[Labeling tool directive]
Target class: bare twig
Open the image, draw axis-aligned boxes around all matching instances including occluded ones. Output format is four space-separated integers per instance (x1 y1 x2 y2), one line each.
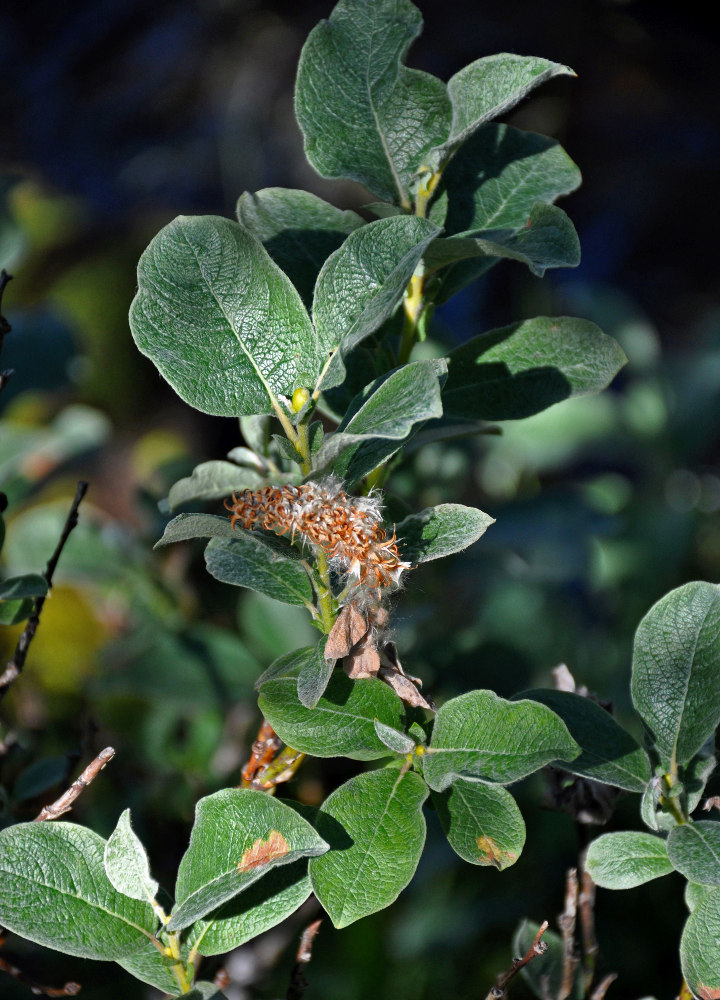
0 930 81 996
0 481 89 703
34 747 115 822
557 868 579 1000
484 920 549 999
578 851 599 993
589 972 617 1000
286 919 322 1000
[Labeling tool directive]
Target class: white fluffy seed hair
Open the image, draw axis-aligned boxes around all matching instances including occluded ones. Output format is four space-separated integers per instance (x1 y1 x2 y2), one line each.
224 477 409 601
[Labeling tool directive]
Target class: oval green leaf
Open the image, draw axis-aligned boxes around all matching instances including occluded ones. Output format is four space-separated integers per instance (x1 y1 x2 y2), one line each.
422 689 579 791
432 779 525 869
668 822 720 886
0 822 157 960
631 581 720 768
129 215 321 417
258 672 407 760
585 831 673 889
681 890 720 998
309 769 428 927
168 789 327 932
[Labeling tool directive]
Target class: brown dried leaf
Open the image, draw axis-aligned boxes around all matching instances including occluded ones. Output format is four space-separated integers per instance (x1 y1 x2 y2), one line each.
238 830 289 872
475 835 517 870
698 987 720 1000
345 636 381 678
325 604 367 659
378 664 434 710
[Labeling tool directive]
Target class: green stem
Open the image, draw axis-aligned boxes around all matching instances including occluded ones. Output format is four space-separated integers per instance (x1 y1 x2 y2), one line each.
167 932 192 993
397 272 424 366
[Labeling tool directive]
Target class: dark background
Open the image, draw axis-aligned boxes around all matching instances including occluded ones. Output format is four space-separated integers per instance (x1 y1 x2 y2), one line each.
1 2 720 998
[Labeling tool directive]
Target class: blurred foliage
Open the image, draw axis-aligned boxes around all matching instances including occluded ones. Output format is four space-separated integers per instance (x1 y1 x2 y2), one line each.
1 1 720 997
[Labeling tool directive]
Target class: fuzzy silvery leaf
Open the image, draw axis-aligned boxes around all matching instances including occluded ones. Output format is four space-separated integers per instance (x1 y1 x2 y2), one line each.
0 822 157 960
295 0 451 204
168 789 327 932
519 689 651 792
104 809 159 903
422 690 578 791
631 582 720 768
427 54 575 172
237 188 364 307
680 890 720 998
309 769 428 927
585 831 673 889
167 462 265 512
259 673 407 761
313 216 440 392
443 316 627 421
432 779 525 869
395 503 494 565
130 216 325 417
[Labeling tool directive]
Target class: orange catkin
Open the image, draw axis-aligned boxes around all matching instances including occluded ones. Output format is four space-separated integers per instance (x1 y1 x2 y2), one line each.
224 479 409 599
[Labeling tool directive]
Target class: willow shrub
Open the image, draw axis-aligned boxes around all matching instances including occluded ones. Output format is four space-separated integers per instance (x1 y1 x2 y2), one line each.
2 2 718 997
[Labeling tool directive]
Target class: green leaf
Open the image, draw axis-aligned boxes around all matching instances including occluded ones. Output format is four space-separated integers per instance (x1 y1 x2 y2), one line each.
236 187 364 307
0 573 47 601
313 216 441 391
155 513 236 547
0 597 34 625
104 809 159 903
428 54 575 170
297 639 336 709
313 360 445 481
513 919 568 1000
205 534 313 607
443 316 627 421
258 672 407 760
0 822 157 959
424 203 580 278
186 861 312 958
167 462 265 512
255 645 317 688
422 690 579 791
395 503 494 565
432 779 525 869
668 822 720 886
519 689 651 792
640 777 678 834
685 881 718 912
295 0 451 204
374 719 416 755
117 939 182 994
681 891 720 998
429 123 581 235
167 788 327 932
585 831 673 889
632 582 720 769
309 769 428 927
129 215 321 417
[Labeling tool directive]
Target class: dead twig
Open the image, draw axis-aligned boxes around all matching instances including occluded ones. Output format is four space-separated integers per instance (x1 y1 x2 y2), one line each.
589 972 617 1000
241 719 282 787
557 868 579 1000
34 747 115 822
0 930 81 996
578 850 599 993
286 919 322 1000
484 920 549 999
0 481 89 703
702 796 720 813
240 719 305 792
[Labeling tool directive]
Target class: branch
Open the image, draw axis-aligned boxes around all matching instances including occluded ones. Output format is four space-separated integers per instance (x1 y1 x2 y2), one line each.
484 920 549 999
578 851 598 993
0 931 81 996
0 481 89 703
589 972 617 1000
34 747 115 821
286 919 322 1000
557 868 580 1000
